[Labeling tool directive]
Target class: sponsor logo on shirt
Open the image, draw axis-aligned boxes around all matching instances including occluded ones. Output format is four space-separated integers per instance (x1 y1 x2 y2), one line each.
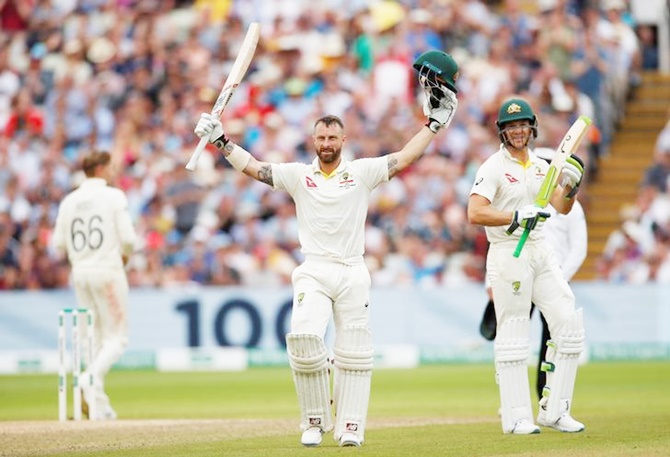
345 422 359 432
504 173 519 183
306 177 318 188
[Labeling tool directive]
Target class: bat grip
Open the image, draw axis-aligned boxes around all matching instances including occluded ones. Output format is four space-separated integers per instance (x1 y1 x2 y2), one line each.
185 137 208 171
513 228 530 258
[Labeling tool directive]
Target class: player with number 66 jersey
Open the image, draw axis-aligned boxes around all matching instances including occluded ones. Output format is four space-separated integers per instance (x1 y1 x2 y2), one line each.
52 150 136 420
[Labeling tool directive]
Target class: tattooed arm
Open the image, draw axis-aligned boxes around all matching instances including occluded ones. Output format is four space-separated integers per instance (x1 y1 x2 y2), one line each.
386 127 437 179
221 142 274 187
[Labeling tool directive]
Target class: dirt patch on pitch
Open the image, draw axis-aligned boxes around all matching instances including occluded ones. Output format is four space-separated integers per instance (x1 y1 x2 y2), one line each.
0 419 290 456
0 417 494 456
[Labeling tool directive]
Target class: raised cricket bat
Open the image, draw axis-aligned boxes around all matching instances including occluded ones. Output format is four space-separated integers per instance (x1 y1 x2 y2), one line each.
513 115 592 258
185 22 260 171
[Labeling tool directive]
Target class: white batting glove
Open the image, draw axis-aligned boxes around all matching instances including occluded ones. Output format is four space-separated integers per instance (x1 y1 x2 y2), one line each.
506 204 551 235
560 154 585 198
194 113 226 144
423 89 458 133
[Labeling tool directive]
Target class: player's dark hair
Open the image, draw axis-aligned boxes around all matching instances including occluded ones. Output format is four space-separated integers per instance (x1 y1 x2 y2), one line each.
314 115 344 130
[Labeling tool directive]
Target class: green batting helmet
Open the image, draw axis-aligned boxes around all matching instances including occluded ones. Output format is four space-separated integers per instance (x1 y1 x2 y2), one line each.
496 98 538 139
413 50 459 93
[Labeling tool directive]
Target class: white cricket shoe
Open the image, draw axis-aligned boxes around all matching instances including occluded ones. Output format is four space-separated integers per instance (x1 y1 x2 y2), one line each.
339 432 362 447
537 410 585 433
510 419 541 435
301 427 324 447
98 405 117 421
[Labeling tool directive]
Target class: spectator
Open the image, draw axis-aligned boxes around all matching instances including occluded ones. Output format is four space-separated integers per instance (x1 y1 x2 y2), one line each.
0 0 646 289
642 108 670 192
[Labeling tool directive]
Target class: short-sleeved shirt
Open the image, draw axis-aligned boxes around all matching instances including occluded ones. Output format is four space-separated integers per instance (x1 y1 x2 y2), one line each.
53 178 136 271
470 145 550 246
272 157 388 263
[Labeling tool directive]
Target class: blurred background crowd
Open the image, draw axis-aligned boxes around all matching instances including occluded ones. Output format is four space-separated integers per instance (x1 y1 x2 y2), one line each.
0 0 667 289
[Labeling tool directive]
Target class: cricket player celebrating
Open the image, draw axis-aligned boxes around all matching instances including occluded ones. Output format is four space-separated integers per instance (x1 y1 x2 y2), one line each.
53 151 136 420
468 99 586 434
195 50 459 447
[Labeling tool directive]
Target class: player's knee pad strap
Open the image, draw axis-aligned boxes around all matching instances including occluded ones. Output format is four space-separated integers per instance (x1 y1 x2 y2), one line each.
542 309 585 422
333 325 374 370
494 317 530 363
556 308 585 356
286 333 333 431
333 326 373 441
286 333 329 373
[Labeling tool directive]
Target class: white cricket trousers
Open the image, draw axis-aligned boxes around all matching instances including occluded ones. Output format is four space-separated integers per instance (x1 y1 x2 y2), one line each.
72 267 129 395
290 257 371 338
486 242 576 337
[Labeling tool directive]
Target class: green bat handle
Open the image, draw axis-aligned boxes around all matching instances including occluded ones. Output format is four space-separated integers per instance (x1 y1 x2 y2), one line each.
514 228 530 258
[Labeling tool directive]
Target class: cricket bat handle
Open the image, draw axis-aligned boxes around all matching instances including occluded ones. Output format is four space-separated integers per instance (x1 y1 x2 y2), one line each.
514 228 530 258
185 137 208 171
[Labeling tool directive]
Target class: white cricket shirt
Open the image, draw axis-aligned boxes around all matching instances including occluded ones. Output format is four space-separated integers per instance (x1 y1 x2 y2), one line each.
53 178 136 271
543 201 587 281
272 157 388 264
470 145 550 246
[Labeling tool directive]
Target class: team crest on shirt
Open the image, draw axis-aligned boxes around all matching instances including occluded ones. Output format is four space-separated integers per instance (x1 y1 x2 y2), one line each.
297 292 305 304
512 281 521 295
534 166 546 179
339 172 356 189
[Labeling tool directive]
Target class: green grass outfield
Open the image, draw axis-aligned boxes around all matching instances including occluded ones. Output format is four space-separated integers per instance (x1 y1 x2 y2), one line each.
1 362 669 456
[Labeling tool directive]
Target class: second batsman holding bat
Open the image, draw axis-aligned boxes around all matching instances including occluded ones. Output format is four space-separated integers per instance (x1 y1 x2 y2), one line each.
467 98 587 434
194 50 459 447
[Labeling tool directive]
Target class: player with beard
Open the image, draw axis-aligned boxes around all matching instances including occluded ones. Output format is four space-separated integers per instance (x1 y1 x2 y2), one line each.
193 49 459 448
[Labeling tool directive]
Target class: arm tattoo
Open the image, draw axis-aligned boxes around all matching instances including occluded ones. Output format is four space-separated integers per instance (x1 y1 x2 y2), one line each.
387 156 399 179
258 165 274 186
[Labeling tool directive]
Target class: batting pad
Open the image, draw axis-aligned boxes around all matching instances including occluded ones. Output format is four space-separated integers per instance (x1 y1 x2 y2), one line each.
543 308 584 422
494 317 533 433
333 326 374 442
286 333 333 432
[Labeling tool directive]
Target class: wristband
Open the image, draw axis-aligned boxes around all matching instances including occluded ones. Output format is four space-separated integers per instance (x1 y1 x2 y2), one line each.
213 134 229 150
223 143 252 171
565 183 580 199
425 119 441 133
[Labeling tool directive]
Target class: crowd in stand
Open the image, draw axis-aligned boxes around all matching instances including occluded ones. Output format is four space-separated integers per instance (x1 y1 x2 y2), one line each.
597 106 670 282
0 0 663 289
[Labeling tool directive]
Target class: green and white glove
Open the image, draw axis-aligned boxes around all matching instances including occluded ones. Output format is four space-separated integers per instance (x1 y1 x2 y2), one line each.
506 204 551 235
561 154 584 198
423 89 458 133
